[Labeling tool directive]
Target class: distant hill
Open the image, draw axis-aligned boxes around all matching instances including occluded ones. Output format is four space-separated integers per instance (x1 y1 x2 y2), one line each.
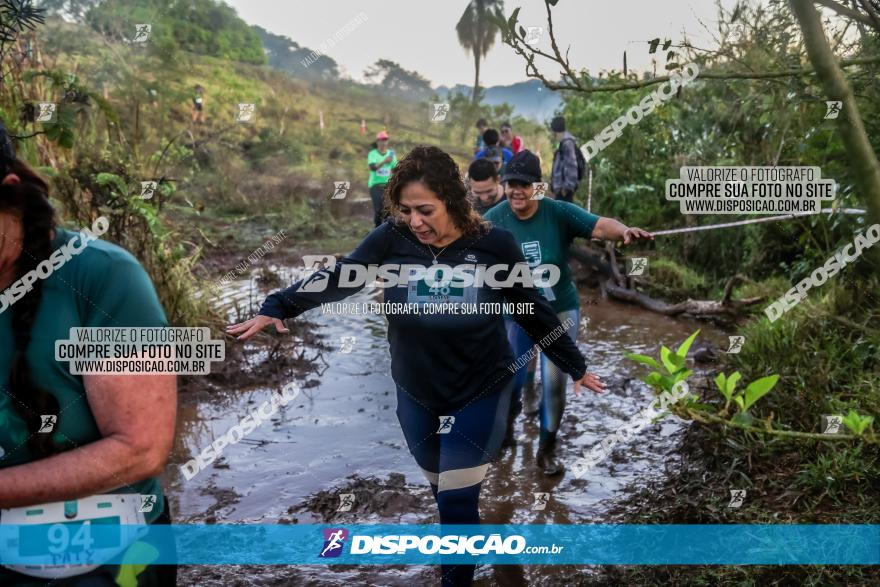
435 79 562 123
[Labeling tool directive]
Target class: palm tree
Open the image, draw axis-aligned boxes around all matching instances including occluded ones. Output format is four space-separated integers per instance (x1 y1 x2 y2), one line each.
456 0 504 103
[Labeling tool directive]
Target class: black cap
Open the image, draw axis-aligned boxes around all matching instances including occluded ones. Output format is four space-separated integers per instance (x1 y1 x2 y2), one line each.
550 116 566 132
0 120 16 177
501 150 541 184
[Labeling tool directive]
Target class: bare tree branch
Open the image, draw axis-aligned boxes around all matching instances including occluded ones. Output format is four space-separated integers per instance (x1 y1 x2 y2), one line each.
814 0 879 29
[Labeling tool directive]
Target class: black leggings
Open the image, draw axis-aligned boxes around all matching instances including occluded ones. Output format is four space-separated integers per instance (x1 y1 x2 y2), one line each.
370 183 389 227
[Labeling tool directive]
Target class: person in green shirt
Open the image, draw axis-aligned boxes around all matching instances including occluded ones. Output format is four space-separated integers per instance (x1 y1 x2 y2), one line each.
484 150 654 476
0 129 177 584
367 130 398 227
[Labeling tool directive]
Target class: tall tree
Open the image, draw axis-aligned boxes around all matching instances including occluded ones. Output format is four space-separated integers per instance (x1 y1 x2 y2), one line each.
456 0 504 103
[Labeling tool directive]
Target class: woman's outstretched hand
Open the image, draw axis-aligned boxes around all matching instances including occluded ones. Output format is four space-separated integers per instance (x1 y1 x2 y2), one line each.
573 372 605 396
622 227 654 245
226 315 289 341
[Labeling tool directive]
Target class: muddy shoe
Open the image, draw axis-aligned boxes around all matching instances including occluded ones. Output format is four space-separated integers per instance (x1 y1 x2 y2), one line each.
535 441 564 476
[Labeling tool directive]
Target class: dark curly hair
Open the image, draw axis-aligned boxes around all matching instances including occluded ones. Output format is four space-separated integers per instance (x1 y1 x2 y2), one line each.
383 145 488 238
0 159 60 458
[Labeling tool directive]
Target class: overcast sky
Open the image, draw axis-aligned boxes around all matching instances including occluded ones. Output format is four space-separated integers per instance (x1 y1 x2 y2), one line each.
226 0 741 88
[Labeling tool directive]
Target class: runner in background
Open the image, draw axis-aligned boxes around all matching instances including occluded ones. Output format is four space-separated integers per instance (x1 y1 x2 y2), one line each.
500 122 524 155
192 84 205 124
466 158 505 216
485 150 654 476
0 123 178 585
367 130 398 227
550 116 585 203
472 118 489 155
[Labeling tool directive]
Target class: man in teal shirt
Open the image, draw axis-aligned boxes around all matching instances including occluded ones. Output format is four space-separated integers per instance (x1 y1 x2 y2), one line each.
485 150 654 475
367 130 398 227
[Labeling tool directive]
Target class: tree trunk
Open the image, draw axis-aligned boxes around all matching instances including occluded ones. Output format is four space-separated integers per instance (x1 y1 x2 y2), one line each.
472 49 481 104
789 0 880 228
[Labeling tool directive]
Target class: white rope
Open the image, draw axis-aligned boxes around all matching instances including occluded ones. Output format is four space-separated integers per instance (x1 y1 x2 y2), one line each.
650 208 867 236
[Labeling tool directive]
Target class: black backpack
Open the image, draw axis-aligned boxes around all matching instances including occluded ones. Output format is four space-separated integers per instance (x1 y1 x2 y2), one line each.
559 137 587 181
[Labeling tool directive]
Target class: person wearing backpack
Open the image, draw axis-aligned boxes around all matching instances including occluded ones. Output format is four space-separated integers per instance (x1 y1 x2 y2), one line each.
549 116 586 203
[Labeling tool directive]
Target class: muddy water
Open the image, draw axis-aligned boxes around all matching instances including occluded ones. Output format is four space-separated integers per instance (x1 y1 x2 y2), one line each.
168 264 725 586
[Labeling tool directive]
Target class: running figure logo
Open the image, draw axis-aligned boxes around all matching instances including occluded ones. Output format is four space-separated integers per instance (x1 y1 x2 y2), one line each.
531 182 548 200
727 489 746 508
140 181 158 200
236 103 256 123
133 24 151 43
531 492 550 510
337 493 355 512
331 181 350 200
524 26 543 45
821 415 842 434
38 415 56 434
627 257 648 276
437 416 455 434
339 337 356 354
726 336 745 354
824 101 842 119
35 102 57 123
319 528 349 558
298 255 337 293
138 494 157 513
431 103 450 123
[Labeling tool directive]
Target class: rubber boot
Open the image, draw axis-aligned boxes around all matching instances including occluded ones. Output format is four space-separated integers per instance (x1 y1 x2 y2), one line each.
535 437 564 476
501 397 522 448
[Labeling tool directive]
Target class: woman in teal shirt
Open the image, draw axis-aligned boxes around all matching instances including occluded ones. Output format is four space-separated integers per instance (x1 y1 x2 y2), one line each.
485 150 654 475
0 127 177 585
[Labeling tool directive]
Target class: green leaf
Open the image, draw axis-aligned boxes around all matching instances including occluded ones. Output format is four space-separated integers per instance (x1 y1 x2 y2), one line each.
675 330 700 360
507 7 521 33
648 38 660 54
672 369 692 385
730 412 754 427
726 372 742 397
741 375 780 411
714 373 728 399
659 346 677 374
662 39 672 50
733 395 745 411
644 372 664 388
625 353 662 370
842 410 874 435
518 25 526 40
665 62 681 70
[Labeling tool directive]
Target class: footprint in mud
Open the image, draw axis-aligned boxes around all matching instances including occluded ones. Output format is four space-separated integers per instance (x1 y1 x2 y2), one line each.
289 473 437 524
